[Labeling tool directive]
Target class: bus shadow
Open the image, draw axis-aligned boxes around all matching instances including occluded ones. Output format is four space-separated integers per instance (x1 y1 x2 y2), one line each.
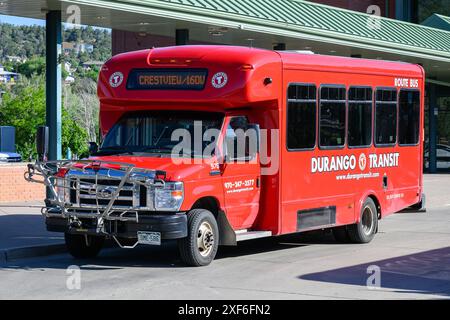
299 246 450 298
1 230 332 270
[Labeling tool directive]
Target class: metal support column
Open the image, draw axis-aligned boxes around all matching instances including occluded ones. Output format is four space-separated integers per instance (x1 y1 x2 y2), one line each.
176 29 189 46
428 84 438 173
46 11 62 161
45 11 62 201
396 0 406 21
273 43 286 51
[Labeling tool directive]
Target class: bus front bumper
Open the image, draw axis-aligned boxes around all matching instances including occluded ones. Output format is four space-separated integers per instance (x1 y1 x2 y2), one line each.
46 213 188 240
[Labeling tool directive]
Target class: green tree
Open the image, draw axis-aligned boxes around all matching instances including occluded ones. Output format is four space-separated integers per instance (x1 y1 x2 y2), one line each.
17 56 46 77
64 77 99 143
0 75 88 160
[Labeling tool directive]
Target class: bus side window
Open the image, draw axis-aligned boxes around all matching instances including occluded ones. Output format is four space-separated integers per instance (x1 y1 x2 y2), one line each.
319 86 346 148
399 90 421 146
225 116 253 161
348 87 373 148
287 84 317 150
375 88 397 146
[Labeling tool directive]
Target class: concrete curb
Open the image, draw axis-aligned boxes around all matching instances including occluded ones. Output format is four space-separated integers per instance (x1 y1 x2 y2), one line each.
0 243 66 264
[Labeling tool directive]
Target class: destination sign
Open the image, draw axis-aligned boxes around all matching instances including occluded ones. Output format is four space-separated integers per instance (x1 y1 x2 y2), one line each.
127 69 208 90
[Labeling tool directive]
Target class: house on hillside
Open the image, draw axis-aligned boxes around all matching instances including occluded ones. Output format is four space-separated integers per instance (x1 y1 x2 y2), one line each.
0 65 19 85
63 42 75 55
6 56 26 64
63 42 94 55
64 75 75 84
82 61 104 71
77 43 94 54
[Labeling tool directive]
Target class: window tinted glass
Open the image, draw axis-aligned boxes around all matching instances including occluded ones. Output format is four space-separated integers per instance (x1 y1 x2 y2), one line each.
348 87 372 147
226 116 253 161
320 86 346 147
375 89 397 145
101 111 223 157
287 84 317 150
399 90 420 145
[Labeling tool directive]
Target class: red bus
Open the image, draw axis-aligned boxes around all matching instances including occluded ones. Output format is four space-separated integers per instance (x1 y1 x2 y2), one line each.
27 45 425 266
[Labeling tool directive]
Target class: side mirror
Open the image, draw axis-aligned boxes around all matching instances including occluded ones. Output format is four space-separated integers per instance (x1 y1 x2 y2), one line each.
36 126 49 161
89 142 98 155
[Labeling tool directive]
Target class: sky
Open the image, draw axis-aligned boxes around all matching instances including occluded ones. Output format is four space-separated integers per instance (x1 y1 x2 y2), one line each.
0 14 110 31
0 14 45 26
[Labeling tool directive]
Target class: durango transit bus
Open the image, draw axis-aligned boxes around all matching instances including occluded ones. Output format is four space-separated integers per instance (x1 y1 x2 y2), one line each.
26 45 425 266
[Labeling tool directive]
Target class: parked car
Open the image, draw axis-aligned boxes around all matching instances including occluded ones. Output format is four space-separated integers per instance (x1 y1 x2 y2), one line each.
0 152 22 163
424 144 450 169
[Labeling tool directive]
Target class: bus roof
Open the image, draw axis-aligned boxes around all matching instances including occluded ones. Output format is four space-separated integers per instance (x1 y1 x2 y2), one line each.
98 45 424 135
98 45 424 115
106 45 423 78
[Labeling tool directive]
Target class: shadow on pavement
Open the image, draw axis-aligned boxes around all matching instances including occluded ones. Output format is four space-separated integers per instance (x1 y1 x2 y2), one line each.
299 246 450 298
0 214 63 250
1 230 335 270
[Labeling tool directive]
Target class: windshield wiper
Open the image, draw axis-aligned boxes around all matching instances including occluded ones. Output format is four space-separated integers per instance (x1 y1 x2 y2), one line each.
94 146 135 156
137 147 197 158
137 147 173 154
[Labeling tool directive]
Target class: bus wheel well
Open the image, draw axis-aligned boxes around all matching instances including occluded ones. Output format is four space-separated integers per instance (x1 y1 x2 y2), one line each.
368 195 382 219
191 197 236 246
191 197 220 217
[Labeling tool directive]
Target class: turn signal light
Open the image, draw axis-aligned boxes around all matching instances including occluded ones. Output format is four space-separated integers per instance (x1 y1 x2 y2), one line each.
171 190 183 199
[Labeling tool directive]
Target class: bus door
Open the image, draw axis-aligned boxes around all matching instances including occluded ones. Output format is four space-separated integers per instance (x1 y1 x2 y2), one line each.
221 116 261 230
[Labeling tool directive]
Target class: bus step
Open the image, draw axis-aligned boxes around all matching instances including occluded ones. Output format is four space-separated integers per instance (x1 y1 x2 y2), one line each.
235 230 272 242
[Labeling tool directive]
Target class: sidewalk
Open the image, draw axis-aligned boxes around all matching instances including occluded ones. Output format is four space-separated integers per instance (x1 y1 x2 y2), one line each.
0 201 65 262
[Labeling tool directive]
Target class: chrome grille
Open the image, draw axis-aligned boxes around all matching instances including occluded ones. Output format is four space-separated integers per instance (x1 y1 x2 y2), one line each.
67 176 146 210
25 159 163 221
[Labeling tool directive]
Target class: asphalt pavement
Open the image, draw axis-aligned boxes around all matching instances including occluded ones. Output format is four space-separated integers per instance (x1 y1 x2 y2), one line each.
0 175 449 299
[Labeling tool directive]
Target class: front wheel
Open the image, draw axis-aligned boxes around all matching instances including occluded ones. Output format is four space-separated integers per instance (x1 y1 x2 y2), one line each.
178 209 219 267
65 233 105 259
347 198 378 244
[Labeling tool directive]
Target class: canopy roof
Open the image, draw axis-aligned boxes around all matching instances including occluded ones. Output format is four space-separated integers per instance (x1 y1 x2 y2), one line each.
1 0 450 82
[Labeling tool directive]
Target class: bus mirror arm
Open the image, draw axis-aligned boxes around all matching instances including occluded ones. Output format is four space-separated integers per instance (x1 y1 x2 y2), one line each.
247 123 261 154
89 142 99 155
216 144 228 173
36 126 49 162
219 161 227 174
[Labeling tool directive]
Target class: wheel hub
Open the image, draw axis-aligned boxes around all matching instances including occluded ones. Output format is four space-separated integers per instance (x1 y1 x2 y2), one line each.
362 207 374 235
197 221 215 257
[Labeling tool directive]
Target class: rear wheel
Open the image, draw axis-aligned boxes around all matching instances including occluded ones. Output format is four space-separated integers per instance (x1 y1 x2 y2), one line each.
178 209 219 267
410 194 426 212
65 233 105 259
348 198 378 243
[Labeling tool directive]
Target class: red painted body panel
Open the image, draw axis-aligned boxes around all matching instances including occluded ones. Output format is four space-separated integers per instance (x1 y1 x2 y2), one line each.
96 45 424 235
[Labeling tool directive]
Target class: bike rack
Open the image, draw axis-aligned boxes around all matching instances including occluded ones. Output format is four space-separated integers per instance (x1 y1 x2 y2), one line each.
25 160 166 228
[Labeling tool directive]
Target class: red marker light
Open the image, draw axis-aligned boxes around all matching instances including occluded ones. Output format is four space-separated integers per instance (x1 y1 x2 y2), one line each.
240 64 254 70
56 168 69 178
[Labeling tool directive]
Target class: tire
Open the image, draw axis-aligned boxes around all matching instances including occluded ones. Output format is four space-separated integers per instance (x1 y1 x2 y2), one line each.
65 233 105 259
178 209 219 267
410 194 426 212
347 198 378 244
332 226 351 243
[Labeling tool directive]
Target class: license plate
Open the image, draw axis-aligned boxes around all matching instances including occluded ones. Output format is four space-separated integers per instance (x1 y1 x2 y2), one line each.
137 231 161 245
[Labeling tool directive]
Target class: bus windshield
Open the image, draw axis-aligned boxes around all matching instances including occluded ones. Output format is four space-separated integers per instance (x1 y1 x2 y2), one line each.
99 111 224 157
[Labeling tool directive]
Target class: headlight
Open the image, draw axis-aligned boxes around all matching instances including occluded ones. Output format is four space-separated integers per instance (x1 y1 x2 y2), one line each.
154 182 184 211
55 169 70 203
56 178 66 203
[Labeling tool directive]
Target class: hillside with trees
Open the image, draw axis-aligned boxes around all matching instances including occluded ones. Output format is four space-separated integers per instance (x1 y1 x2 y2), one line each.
0 24 111 160
0 24 110 63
